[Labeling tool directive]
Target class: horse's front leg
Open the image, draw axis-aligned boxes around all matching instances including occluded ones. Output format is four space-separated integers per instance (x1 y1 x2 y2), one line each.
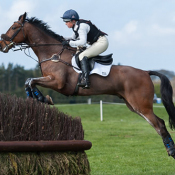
25 76 54 105
25 82 33 98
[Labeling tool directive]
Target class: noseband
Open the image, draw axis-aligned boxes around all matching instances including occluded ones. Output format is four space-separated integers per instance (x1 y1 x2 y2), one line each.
1 21 25 52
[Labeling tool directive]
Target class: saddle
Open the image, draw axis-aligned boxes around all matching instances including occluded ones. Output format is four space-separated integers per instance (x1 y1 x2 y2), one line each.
75 53 113 71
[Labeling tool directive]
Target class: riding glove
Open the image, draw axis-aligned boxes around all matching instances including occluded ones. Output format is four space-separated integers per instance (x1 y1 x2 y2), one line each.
62 40 70 46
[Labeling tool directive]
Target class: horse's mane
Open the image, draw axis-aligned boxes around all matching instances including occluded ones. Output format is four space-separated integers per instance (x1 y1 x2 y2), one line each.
25 17 64 42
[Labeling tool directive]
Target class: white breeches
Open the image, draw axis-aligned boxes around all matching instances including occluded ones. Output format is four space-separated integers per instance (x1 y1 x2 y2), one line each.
78 36 109 61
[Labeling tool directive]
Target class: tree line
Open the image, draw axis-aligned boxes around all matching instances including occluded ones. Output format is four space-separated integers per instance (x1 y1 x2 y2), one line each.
0 63 124 104
0 63 40 99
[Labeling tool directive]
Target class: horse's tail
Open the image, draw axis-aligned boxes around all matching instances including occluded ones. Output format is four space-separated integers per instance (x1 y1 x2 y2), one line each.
149 71 175 130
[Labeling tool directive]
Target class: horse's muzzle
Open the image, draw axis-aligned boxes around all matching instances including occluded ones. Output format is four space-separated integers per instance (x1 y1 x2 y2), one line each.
0 41 2 52
0 40 13 53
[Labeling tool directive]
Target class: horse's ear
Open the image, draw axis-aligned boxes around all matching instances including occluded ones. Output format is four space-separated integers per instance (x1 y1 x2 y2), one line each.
18 12 27 22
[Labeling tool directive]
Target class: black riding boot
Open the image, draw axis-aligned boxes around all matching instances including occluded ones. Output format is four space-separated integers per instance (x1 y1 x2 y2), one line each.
77 57 90 89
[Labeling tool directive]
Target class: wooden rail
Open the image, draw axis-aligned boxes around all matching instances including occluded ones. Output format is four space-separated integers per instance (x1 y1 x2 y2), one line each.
0 140 92 152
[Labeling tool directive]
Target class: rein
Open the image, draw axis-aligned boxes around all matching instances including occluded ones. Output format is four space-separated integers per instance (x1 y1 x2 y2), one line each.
1 20 80 72
14 43 63 50
14 42 79 68
39 47 81 71
14 43 81 71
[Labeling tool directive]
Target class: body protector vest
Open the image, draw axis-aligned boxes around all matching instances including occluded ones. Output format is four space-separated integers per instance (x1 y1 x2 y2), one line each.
72 19 107 45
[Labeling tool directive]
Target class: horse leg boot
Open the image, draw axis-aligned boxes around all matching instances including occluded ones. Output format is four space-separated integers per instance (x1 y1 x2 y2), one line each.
25 86 33 98
77 56 90 89
32 87 54 105
25 79 33 98
163 134 175 158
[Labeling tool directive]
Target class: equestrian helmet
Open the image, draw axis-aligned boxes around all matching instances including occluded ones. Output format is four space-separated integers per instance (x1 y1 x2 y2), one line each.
61 9 79 22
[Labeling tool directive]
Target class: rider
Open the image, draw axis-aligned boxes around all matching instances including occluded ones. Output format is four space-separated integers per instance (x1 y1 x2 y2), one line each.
61 9 109 89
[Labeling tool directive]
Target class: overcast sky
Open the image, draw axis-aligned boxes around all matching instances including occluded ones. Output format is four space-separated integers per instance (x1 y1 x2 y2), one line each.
0 0 175 72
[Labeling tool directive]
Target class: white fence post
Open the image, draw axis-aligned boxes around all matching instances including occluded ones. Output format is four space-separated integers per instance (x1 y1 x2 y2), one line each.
100 100 103 121
87 98 91 104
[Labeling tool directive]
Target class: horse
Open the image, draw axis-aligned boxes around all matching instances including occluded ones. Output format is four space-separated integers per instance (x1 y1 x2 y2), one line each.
0 12 175 159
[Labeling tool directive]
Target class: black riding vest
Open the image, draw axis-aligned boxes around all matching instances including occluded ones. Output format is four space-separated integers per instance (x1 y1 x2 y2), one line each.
72 19 107 45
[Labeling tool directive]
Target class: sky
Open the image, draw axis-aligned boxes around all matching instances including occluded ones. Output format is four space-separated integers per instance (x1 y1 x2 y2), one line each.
0 0 175 72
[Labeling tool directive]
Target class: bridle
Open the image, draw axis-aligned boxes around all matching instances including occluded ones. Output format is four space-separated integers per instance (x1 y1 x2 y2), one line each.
1 20 80 72
1 20 63 53
1 21 25 52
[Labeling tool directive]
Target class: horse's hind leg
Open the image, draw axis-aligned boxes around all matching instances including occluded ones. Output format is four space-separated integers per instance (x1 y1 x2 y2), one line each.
142 112 175 158
139 112 175 158
125 100 175 158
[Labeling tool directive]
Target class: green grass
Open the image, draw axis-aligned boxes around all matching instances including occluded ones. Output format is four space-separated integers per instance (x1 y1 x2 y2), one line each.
56 103 175 175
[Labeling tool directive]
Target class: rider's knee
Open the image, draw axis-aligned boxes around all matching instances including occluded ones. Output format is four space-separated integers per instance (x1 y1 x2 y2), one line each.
79 52 86 61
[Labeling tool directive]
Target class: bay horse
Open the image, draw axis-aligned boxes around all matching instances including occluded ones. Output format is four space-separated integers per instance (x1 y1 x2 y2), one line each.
0 12 175 159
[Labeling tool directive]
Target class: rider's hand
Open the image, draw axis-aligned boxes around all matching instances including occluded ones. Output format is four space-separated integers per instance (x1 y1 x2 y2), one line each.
62 40 70 47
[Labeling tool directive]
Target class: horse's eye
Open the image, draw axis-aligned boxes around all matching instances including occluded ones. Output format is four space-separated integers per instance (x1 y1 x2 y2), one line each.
12 26 16 30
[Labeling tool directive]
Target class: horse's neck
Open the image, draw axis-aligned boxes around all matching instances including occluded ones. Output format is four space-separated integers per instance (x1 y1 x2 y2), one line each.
26 25 63 62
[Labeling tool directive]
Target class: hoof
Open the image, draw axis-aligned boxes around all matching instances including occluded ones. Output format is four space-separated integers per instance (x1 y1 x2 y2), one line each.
168 148 175 159
170 152 175 159
45 95 54 105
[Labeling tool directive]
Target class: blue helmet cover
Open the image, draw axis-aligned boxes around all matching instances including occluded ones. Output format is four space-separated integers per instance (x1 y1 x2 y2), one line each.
61 9 79 21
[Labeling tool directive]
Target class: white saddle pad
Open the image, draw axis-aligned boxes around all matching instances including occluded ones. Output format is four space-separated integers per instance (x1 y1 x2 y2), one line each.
71 56 112 77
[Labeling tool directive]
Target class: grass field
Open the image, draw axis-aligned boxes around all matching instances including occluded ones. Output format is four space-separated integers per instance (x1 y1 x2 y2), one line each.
56 103 175 175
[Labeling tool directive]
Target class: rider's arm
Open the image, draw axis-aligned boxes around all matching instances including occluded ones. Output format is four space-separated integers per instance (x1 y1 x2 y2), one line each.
64 33 76 40
69 23 90 47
